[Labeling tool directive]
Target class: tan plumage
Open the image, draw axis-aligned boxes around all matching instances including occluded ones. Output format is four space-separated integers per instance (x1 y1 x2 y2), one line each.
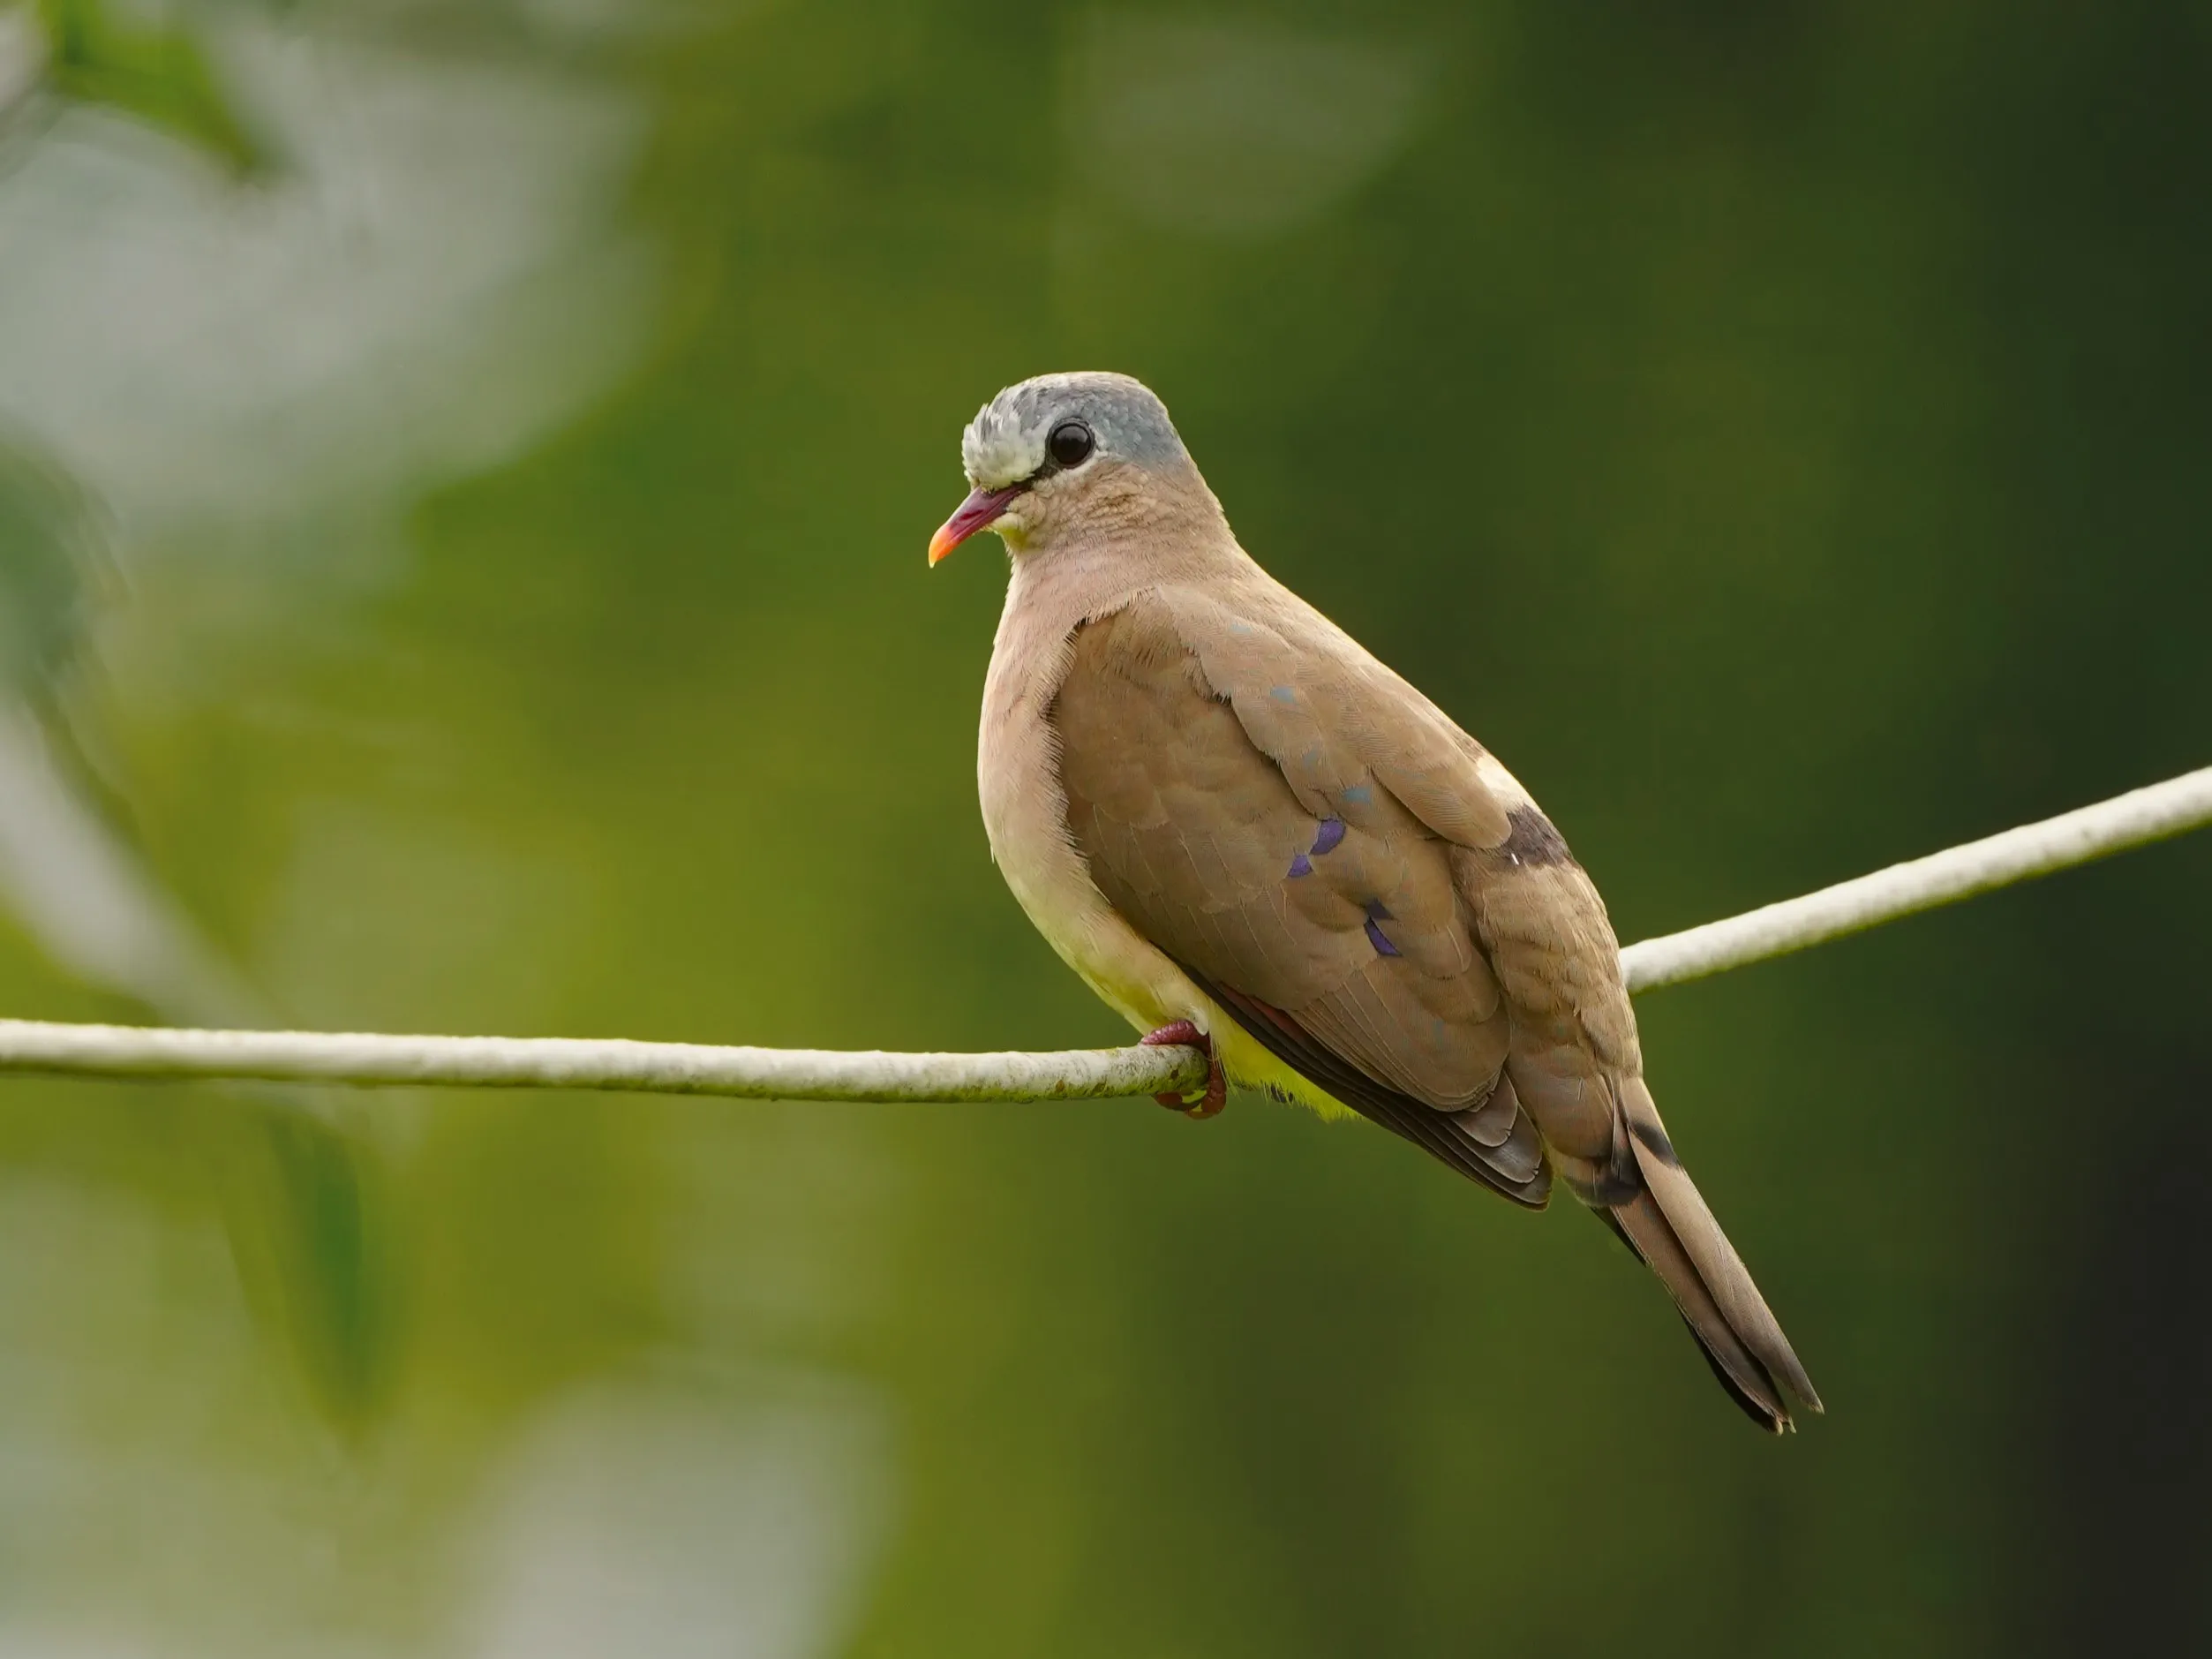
936 372 1819 1431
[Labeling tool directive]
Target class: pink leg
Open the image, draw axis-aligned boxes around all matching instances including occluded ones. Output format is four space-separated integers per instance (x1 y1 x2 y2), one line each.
1140 1022 1227 1119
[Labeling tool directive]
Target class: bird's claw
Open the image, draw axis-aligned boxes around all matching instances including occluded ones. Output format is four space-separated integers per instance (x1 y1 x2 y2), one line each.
1140 1021 1226 1119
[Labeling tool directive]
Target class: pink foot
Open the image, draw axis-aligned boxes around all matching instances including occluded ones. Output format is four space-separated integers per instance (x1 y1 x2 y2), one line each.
1140 1022 1227 1119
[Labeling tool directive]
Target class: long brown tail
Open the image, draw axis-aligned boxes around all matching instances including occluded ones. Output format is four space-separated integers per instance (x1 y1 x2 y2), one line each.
1603 1077 1821 1433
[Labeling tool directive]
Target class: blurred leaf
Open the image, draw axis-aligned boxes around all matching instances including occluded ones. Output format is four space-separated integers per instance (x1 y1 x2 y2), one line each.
0 438 101 700
0 439 387 1429
214 1098 393 1431
34 0 271 174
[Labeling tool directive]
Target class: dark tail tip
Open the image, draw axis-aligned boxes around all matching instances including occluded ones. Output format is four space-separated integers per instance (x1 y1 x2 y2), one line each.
1680 1313 1790 1433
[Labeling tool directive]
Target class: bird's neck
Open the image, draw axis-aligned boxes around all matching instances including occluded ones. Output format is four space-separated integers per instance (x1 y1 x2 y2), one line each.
988 471 1255 732
1003 527 1238 637
1005 485 1245 622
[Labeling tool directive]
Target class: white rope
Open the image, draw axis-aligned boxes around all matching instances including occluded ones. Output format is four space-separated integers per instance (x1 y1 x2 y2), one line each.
1618 764 2212 992
0 1024 1211 1102
1 764 2205 1104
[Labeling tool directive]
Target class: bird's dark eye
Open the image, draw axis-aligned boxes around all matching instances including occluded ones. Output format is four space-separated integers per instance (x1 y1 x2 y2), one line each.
1047 419 1095 469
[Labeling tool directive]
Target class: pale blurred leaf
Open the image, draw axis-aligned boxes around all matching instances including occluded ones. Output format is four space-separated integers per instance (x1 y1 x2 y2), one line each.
34 0 271 172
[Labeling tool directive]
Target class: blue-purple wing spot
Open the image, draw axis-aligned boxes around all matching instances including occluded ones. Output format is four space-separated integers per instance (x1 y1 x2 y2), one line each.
1364 917 1401 957
1286 853 1313 879
1310 818 1346 856
1342 784 1373 806
1363 898 1394 922
1269 685 1298 705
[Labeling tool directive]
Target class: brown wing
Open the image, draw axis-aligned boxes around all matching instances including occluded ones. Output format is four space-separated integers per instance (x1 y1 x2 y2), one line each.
1052 585 1818 1428
1152 583 1657 1200
1050 594 1547 1207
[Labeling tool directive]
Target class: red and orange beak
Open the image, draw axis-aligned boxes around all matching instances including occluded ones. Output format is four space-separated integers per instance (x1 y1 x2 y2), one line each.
928 483 1027 565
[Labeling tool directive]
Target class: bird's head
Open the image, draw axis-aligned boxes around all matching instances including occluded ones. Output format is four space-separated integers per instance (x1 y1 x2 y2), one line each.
927 372 1211 564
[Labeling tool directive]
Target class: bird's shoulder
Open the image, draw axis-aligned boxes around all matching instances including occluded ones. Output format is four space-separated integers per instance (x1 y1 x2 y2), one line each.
1072 576 1531 856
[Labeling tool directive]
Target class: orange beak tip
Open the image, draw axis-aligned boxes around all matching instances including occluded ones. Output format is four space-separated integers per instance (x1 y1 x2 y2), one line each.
925 483 1025 569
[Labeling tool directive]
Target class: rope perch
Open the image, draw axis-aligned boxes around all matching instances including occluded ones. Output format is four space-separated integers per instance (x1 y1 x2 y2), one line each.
1 765 2206 1104
1617 764 2212 991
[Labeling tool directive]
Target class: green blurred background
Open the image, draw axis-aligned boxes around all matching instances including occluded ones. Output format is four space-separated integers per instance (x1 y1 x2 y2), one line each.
0 1 2208 1653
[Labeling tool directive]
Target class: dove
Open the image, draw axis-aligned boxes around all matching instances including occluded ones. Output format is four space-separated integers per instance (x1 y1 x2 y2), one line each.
929 371 1819 1431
